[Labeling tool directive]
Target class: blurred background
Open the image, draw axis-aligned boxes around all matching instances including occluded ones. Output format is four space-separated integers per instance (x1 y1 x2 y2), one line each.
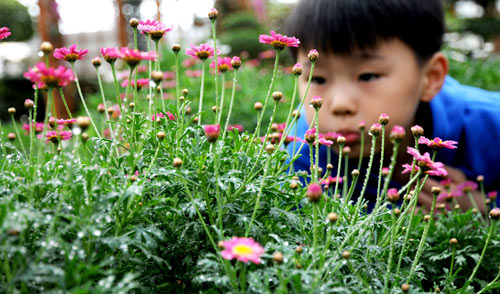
1 0 500 128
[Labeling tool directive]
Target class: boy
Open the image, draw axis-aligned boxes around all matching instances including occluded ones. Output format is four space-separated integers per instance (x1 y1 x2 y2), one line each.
285 0 500 210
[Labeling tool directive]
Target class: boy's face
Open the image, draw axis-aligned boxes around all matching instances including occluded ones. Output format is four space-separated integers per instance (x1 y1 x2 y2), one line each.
298 39 429 158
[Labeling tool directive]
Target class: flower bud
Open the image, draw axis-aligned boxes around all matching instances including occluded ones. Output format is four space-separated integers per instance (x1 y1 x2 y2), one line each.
490 208 500 220
431 186 441 196
151 71 164 83
352 169 360 177
179 96 185 102
390 125 405 142
171 44 181 53
326 163 333 170
290 181 298 190
292 63 302 75
173 158 183 168
488 191 497 200
97 103 105 113
342 250 350 260
92 57 101 67
411 125 424 138
358 120 366 130
327 212 338 223
211 105 217 112
217 241 225 249
272 251 284 264
208 8 218 21
308 49 319 62
129 18 139 28
40 41 54 54
48 116 56 129
424 215 431 222
449 238 458 245
369 123 382 136
272 91 283 102
295 246 303 254
265 144 275 154
307 183 322 203
343 146 351 156
77 117 91 130
182 88 189 96
81 133 89 143
477 175 484 183
292 109 301 118
381 167 389 177
24 99 34 109
231 56 241 69
107 107 114 115
401 283 410 293
454 204 460 210
387 188 400 203
337 136 346 145
7 132 16 141
254 102 263 111
378 113 389 125
185 106 192 115
7 107 16 115
394 208 401 216
157 131 166 140
130 175 138 182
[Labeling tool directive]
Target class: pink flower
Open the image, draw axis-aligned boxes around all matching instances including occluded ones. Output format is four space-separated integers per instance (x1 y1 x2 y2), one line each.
56 118 77 126
22 122 45 134
210 56 233 73
137 19 173 40
402 163 420 174
119 47 157 67
456 181 478 193
182 58 199 68
204 124 221 142
220 237 264 264
44 130 72 143
307 183 323 202
231 56 242 68
318 137 333 146
227 124 244 132
53 44 88 62
321 176 342 186
0 27 11 40
304 128 316 143
152 112 175 121
25 62 74 88
259 31 300 50
418 136 458 150
320 132 339 141
440 178 452 188
100 47 121 63
185 43 218 60
437 192 455 202
488 191 497 200
390 125 405 141
121 78 150 90
406 147 448 177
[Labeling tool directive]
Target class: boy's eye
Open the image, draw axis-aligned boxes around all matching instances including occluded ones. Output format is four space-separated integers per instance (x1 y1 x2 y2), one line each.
311 76 326 85
358 73 380 82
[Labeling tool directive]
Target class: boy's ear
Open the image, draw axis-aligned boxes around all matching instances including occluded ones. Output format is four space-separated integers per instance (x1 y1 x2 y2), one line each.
421 52 448 102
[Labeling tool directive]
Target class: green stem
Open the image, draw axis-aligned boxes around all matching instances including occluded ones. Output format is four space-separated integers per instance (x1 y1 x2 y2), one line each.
357 129 365 171
211 20 219 125
57 87 73 119
253 50 281 138
10 114 26 155
449 245 456 280
383 209 398 293
314 110 320 181
477 269 500 294
217 72 226 126
110 63 123 113
245 155 272 236
312 203 319 254
222 69 238 140
407 192 437 283
373 126 386 212
70 63 101 138
278 75 299 147
198 62 206 126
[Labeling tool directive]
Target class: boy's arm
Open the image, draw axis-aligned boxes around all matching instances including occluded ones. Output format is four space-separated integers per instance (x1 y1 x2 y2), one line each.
419 165 485 214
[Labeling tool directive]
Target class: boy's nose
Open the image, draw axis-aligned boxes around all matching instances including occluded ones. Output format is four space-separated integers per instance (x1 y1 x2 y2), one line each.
328 88 357 117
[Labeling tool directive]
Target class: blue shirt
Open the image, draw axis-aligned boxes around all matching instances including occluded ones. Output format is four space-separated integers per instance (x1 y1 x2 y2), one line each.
286 76 500 207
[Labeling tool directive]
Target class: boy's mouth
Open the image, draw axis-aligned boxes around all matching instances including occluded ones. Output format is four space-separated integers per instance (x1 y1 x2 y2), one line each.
336 130 360 145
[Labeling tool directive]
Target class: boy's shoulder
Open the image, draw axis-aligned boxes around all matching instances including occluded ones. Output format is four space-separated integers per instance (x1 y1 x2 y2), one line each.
430 76 500 189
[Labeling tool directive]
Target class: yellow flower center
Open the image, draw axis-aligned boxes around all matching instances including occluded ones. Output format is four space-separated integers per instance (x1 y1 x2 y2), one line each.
270 40 286 50
196 51 210 60
233 245 253 256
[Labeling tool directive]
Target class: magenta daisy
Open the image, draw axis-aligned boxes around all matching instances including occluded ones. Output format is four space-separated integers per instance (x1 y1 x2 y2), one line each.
488 191 497 200
119 47 157 67
100 47 121 63
389 125 405 142
220 237 264 264
210 56 232 73
318 137 333 146
56 118 77 126
25 62 74 88
185 43 218 60
321 176 342 186
44 130 72 143
0 27 11 40
22 122 45 134
137 19 173 40
204 124 221 142
53 44 88 62
259 31 300 50
406 147 448 177
152 112 175 122
304 128 316 143
401 163 420 174
418 136 458 150
227 124 244 132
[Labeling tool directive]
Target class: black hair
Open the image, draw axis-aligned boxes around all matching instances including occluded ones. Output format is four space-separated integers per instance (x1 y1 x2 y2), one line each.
286 0 444 64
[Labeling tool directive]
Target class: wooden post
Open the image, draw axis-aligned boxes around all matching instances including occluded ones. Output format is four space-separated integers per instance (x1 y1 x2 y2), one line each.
115 0 128 47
